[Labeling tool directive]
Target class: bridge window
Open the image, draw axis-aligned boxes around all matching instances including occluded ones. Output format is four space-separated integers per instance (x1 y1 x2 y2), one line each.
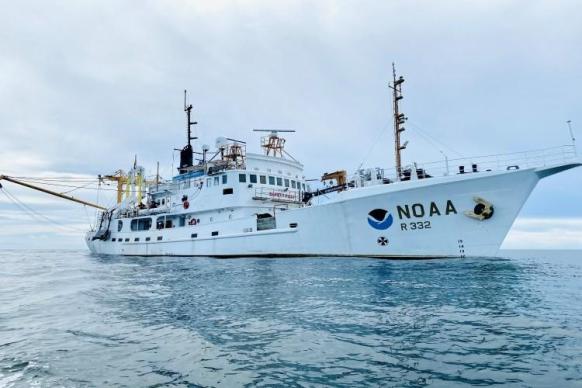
250 174 257 184
239 174 247 183
156 216 173 229
214 176 219 185
131 218 152 231
222 175 227 184
291 180 296 189
260 175 266 184
284 179 290 187
268 176 275 185
276 177 283 186
207 178 212 187
118 220 123 232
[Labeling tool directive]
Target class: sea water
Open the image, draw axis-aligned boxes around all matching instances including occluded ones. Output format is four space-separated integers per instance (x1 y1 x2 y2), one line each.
1 250 581 387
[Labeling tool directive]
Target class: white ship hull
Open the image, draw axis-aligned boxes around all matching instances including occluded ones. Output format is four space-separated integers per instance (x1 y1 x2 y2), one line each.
86 162 579 258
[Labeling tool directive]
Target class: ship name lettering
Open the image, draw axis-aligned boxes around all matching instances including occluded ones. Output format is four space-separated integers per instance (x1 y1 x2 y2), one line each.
397 200 457 219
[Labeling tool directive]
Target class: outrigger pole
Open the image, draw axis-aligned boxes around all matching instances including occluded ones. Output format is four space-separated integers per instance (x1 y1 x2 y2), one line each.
0 175 107 210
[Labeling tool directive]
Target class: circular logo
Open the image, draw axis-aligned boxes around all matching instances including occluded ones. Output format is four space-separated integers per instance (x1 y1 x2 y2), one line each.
368 209 394 230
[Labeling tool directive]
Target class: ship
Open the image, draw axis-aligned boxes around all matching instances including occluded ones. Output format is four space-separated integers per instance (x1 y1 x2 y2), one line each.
1 67 580 258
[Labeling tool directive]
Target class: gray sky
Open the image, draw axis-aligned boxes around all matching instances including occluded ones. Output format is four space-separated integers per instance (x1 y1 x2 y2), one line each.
1 0 581 249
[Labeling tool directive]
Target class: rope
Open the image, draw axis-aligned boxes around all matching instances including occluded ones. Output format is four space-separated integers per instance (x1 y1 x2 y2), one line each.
10 179 119 192
354 120 392 173
0 187 86 233
406 120 465 158
60 181 100 194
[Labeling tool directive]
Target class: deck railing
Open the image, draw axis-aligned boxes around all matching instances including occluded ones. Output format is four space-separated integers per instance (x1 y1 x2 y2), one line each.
353 145 579 185
418 145 578 177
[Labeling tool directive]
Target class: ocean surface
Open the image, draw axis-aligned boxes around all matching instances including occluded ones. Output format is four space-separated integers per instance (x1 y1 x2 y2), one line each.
1 250 581 387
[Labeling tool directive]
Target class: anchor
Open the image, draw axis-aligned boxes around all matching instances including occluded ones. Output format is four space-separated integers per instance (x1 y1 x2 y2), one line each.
464 197 495 221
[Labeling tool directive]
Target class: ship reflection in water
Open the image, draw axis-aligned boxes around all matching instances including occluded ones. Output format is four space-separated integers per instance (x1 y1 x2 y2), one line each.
1 249 581 386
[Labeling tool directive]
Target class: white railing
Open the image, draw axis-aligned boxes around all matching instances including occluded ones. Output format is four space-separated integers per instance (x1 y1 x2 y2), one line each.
417 145 578 177
353 145 579 185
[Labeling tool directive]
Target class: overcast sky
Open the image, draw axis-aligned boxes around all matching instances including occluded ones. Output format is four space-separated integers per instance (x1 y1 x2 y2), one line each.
1 0 581 249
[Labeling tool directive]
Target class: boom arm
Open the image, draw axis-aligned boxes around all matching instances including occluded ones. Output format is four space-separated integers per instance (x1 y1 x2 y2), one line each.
0 175 107 210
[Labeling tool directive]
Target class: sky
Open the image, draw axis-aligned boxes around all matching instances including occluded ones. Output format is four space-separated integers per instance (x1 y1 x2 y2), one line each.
0 0 581 249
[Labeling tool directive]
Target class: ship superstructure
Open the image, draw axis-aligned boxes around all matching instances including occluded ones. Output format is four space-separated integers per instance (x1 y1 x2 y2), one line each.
1 68 580 258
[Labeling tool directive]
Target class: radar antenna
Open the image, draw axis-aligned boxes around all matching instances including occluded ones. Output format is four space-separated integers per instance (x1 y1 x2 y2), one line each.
253 129 296 158
389 63 407 180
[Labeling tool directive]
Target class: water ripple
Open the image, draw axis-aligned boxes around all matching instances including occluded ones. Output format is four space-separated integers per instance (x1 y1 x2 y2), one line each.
0 249 581 386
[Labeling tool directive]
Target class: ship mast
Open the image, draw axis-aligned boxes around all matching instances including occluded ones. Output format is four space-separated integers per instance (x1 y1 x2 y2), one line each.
178 90 198 173
184 90 197 148
390 63 407 179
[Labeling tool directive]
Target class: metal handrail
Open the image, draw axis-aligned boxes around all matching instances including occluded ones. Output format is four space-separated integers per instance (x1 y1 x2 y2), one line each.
353 145 579 184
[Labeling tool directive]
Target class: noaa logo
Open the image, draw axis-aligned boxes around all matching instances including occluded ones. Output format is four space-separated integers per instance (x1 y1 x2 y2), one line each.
367 209 394 230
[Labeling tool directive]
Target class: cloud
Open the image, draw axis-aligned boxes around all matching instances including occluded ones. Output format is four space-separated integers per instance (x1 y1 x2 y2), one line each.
503 218 582 249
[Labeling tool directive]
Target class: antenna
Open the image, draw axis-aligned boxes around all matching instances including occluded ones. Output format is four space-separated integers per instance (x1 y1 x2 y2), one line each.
177 90 198 173
389 63 407 180
184 90 198 147
567 120 577 155
156 161 160 191
253 129 296 134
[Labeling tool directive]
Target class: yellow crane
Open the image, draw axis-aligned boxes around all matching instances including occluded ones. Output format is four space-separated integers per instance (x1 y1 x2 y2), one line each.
100 170 127 204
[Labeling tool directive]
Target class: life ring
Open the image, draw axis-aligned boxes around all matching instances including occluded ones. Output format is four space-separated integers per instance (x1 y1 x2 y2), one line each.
189 218 197 226
183 201 190 209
